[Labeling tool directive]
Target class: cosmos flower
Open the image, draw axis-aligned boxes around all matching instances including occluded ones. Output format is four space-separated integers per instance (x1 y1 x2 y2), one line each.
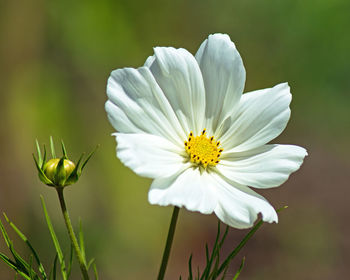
105 33 307 228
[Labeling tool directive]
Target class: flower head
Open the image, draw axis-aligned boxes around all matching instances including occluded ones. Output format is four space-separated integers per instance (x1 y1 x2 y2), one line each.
105 34 307 228
33 137 97 188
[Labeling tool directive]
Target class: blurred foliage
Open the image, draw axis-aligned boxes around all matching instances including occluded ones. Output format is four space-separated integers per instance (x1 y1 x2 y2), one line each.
0 0 349 279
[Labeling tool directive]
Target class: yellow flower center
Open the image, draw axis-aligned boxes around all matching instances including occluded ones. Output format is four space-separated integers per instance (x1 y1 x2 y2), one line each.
184 129 223 168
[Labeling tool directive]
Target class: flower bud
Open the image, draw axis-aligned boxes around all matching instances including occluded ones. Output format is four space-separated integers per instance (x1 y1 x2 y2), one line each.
33 137 97 188
43 158 76 186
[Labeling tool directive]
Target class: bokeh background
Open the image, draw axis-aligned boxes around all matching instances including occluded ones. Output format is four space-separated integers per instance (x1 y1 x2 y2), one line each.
1 0 349 279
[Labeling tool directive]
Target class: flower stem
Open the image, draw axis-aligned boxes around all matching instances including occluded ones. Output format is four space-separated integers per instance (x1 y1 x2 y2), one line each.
56 188 90 280
157 206 180 280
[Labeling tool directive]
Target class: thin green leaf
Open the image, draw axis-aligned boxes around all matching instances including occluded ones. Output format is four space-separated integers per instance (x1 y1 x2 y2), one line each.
220 265 229 280
3 214 47 279
50 137 56 159
232 257 245 280
87 258 95 270
0 253 18 271
218 226 229 250
40 196 67 280
49 254 58 280
28 255 35 280
93 263 99 280
209 248 220 279
217 219 263 276
61 140 67 159
81 145 99 172
55 158 66 186
202 222 221 280
0 217 11 248
65 153 84 185
0 219 31 275
35 140 42 167
42 145 47 169
188 254 193 280
217 206 288 275
32 154 53 185
0 253 32 280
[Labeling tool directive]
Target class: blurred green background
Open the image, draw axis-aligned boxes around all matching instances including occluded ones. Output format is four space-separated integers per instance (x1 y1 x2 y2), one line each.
1 0 349 279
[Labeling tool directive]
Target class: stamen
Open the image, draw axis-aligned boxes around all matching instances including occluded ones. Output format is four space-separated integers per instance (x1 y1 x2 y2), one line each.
184 129 223 168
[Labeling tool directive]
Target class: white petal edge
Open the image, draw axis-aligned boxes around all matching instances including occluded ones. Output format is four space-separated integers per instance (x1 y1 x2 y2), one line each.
105 100 143 134
212 174 278 228
218 144 308 189
195 33 246 135
219 83 292 152
115 133 185 179
148 167 218 214
106 66 187 145
148 46 206 136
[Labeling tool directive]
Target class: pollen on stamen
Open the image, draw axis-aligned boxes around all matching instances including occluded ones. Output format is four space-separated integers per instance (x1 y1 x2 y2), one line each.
184 129 223 168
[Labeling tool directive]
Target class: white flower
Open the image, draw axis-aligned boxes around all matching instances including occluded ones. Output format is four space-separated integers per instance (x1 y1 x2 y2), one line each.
105 33 307 229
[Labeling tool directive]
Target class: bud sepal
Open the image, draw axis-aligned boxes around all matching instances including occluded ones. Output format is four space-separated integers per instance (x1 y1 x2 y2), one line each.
33 137 97 188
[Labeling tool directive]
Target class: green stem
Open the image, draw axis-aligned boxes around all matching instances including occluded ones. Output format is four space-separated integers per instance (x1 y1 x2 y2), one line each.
157 206 180 280
56 188 90 280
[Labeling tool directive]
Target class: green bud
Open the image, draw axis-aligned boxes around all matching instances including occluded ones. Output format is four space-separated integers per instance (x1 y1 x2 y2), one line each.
43 159 76 186
33 137 98 188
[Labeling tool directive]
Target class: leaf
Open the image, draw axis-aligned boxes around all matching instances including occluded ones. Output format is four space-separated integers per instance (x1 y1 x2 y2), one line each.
93 263 99 280
54 158 66 187
188 254 193 280
81 145 99 172
217 206 288 276
40 196 67 280
64 154 83 185
232 257 245 280
61 140 68 159
42 145 47 170
35 140 42 167
3 213 47 279
87 258 95 270
50 137 56 159
49 254 58 280
32 154 53 185
202 222 221 280
0 252 32 280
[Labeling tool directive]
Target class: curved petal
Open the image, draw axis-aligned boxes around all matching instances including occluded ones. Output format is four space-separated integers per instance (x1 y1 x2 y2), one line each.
212 174 278 228
195 33 246 134
115 133 185 179
148 167 218 214
148 47 206 135
219 83 292 152
218 144 308 189
105 100 143 134
144 55 155 67
106 66 187 146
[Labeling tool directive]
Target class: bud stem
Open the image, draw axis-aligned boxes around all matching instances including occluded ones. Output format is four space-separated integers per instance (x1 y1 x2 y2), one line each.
56 188 90 280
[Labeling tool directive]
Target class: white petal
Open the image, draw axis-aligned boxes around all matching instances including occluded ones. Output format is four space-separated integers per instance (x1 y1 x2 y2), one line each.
220 83 292 152
148 167 218 214
116 133 185 179
211 174 278 228
195 33 246 134
148 47 206 135
218 144 308 189
106 66 187 145
105 100 143 134
144 55 155 67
